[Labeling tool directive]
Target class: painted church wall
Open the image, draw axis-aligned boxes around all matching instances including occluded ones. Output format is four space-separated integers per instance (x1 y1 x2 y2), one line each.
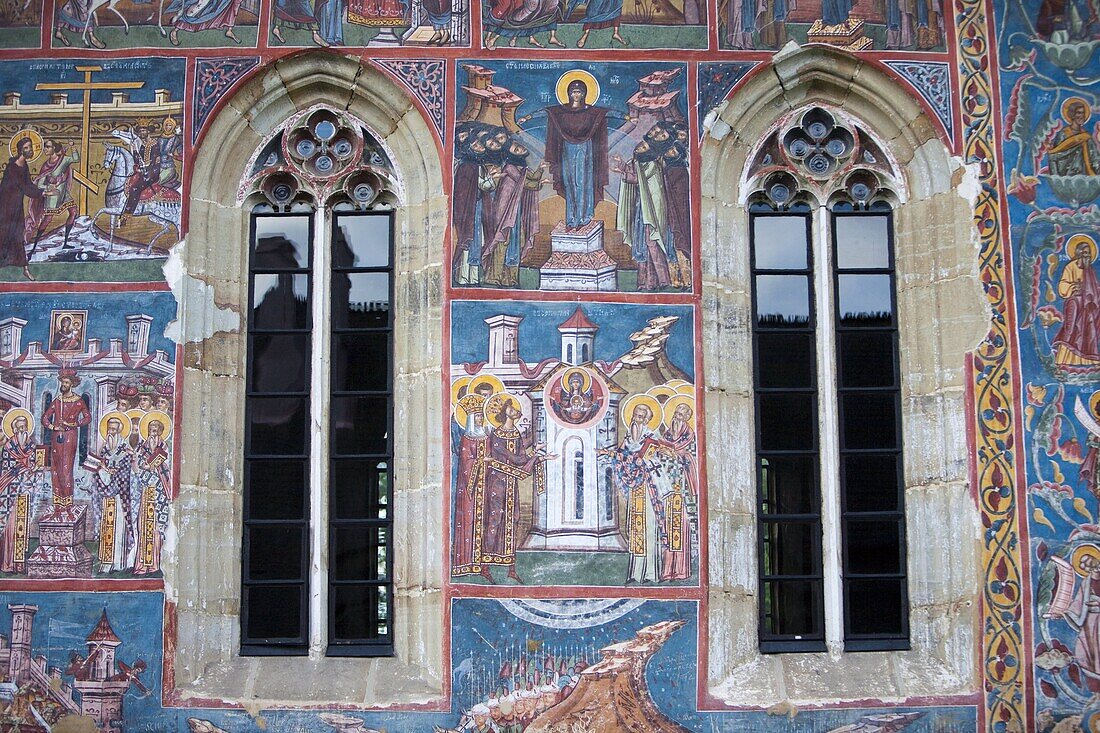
0 0 1073 727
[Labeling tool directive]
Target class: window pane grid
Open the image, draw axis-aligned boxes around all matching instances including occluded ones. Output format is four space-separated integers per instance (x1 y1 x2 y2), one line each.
243 212 314 655
328 212 394 650
752 210 825 651
831 210 908 647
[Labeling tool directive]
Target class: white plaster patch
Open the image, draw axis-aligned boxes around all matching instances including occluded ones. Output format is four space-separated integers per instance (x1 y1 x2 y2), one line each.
953 155 983 207
163 238 241 343
704 101 731 141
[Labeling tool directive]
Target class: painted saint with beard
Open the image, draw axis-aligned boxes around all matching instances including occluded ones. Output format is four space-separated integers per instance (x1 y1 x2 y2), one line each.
481 139 545 287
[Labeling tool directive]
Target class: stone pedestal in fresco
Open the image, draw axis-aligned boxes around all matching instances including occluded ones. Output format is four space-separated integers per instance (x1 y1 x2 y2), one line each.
27 505 93 578
540 221 617 291
806 19 872 50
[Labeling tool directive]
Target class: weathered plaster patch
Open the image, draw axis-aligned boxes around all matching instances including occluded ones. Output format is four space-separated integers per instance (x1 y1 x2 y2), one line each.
164 238 241 344
704 100 731 140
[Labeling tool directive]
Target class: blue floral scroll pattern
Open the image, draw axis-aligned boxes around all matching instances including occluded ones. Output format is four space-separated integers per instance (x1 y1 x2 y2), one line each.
884 60 954 143
192 57 260 144
697 62 757 140
373 59 446 142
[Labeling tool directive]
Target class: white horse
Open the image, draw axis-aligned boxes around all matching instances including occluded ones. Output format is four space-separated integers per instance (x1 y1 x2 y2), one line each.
80 0 128 47
92 143 181 253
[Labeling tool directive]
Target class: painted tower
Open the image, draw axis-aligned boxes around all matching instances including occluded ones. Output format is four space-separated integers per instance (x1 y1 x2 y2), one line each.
6 604 36 684
525 309 626 552
73 609 133 733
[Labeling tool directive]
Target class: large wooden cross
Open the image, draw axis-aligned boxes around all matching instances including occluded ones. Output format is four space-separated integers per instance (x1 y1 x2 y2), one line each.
36 66 144 215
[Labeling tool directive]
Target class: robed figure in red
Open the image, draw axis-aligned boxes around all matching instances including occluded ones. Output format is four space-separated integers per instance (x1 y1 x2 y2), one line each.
43 369 91 506
452 393 490 577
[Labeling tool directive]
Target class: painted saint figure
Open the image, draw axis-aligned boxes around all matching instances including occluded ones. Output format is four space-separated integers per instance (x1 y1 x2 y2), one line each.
0 134 43 281
659 400 696 581
25 139 79 252
0 410 38 574
451 393 490 577
538 78 611 231
616 140 672 291
42 369 91 506
91 412 134 573
1048 98 1100 177
130 411 171 574
166 0 244 45
1052 234 1100 372
550 370 602 425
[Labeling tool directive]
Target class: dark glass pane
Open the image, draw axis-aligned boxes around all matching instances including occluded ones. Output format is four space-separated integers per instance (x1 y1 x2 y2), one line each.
761 521 819 576
838 331 896 388
757 333 814 389
333 215 391 268
838 274 893 327
333 273 389 329
332 584 384 641
248 396 308 455
846 578 906 637
835 216 889 269
759 394 814 450
331 396 389 455
753 216 808 269
845 520 902 574
252 274 310 330
332 460 388 519
248 460 307 520
844 454 901 513
245 584 304 641
332 526 387 581
253 216 310 268
762 579 821 638
332 333 390 392
755 275 810 328
246 525 304 580
250 334 309 393
760 455 817 515
841 393 898 450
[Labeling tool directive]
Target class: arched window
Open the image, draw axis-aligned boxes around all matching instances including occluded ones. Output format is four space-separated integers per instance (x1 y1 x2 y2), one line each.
240 106 401 657
746 108 907 652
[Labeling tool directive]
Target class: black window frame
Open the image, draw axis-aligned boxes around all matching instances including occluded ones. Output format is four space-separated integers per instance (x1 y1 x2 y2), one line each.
241 208 397 658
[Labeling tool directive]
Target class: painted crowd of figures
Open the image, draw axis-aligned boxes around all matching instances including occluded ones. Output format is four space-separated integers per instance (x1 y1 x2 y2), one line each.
0 371 173 576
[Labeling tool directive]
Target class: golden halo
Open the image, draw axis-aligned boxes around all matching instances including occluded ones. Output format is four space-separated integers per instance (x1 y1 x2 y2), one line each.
1072 543 1100 577
468 374 505 400
1061 96 1091 123
555 70 600 106
661 394 696 427
665 379 689 389
2 408 34 438
98 410 132 440
1067 233 1098 264
451 376 473 425
138 410 172 441
675 383 695 396
125 408 146 423
647 384 677 403
9 129 42 162
484 393 522 430
561 367 592 393
620 393 663 431
1090 390 1100 421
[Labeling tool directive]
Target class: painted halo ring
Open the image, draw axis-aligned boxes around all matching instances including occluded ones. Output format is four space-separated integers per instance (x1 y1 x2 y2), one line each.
8 129 42 162
484 392 522 430
138 410 172 441
555 70 600 106
620 393 663 431
1061 95 1091 122
451 376 473 426
98 410 132 440
1072 542 1100 577
646 384 677 402
547 367 607 430
1 408 34 438
1091 390 1100 421
1067 233 1098 264
661 394 696 428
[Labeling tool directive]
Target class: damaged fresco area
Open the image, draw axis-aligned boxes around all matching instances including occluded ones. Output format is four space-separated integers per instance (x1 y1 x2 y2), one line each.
0 290 177 580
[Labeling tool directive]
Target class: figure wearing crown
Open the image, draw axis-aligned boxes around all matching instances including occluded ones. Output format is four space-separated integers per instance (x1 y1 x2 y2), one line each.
43 368 91 507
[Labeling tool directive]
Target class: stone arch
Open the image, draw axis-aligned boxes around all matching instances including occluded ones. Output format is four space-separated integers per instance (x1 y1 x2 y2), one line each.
700 45 987 706
168 51 446 706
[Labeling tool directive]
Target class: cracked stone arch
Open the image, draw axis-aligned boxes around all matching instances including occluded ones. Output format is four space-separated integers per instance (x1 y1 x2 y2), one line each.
699 45 988 706
167 51 446 705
